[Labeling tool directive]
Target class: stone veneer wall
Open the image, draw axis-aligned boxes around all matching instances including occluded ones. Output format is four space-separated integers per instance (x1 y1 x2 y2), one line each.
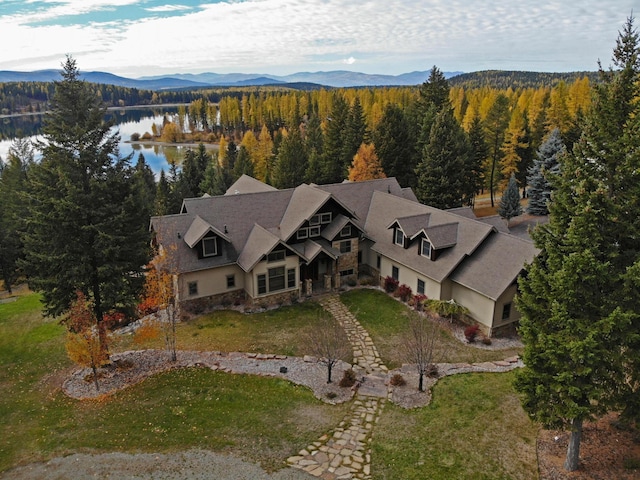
333 238 359 282
180 289 246 319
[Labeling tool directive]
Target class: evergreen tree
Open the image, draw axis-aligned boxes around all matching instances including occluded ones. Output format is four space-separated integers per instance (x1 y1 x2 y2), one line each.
526 128 564 215
484 94 510 206
272 128 308 189
22 57 150 354
232 145 254 180
132 153 156 220
154 170 171 216
320 94 349 184
415 108 470 209
497 173 522 223
372 104 416 188
515 16 640 472
344 97 367 168
0 139 32 292
465 114 488 206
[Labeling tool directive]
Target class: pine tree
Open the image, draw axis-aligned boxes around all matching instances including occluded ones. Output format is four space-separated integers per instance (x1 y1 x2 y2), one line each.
515 16 640 472
415 108 470 209
465 114 488 206
320 94 349 184
526 128 564 215
272 128 308 189
372 104 416 188
497 173 522 224
484 94 510 207
22 57 150 355
154 170 171 216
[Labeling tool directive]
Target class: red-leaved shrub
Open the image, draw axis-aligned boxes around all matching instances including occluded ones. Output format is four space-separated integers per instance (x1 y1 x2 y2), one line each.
464 324 480 343
384 276 399 293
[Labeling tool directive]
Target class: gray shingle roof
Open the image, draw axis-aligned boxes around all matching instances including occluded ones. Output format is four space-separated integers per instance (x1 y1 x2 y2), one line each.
450 232 538 300
425 222 458 249
237 224 281 272
225 174 278 195
321 214 352 241
390 214 432 239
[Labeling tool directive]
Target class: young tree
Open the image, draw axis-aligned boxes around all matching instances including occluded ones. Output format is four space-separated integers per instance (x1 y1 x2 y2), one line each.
141 247 179 361
304 314 351 384
22 57 150 355
348 143 386 181
415 108 471 209
64 291 109 392
526 128 565 215
515 16 640 472
403 312 439 392
497 173 522 225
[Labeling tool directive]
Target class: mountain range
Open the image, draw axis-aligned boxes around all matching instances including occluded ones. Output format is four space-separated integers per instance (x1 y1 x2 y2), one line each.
0 69 463 89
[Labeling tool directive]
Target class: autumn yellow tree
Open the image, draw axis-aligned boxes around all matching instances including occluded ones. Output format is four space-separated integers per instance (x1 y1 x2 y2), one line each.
65 291 109 392
141 247 179 361
348 143 386 181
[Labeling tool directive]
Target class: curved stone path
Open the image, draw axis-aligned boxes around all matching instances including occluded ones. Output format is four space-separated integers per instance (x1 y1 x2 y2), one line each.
287 295 390 480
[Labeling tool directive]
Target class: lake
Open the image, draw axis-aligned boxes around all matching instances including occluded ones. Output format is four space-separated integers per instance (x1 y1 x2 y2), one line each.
0 106 218 176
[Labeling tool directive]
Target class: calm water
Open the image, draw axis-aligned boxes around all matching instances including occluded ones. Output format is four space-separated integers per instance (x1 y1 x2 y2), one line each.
0 106 217 176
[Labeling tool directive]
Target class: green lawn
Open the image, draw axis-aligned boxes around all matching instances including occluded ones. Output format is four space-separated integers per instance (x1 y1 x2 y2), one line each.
0 292 348 473
340 289 522 368
372 371 539 479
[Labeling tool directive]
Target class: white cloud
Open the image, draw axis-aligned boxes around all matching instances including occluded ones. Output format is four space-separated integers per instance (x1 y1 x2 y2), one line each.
0 0 636 76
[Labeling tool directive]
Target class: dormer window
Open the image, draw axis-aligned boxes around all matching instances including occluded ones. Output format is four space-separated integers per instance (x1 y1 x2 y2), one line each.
394 229 405 246
202 236 218 257
310 212 332 225
267 249 286 262
341 225 351 237
421 238 432 258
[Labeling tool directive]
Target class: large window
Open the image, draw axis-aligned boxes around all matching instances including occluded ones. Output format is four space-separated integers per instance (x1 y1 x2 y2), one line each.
340 240 352 253
417 279 425 295
257 274 266 295
202 236 217 257
268 266 285 291
421 238 431 258
394 229 404 246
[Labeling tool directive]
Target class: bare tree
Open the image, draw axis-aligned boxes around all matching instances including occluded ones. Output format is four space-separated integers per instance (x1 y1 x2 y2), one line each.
403 311 440 392
304 313 351 383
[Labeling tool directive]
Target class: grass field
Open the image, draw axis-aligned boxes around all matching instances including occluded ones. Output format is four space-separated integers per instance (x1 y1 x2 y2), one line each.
0 291 348 473
1 287 537 478
340 289 523 368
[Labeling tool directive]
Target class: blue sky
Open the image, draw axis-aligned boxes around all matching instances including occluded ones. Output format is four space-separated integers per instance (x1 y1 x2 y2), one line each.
0 1 636 77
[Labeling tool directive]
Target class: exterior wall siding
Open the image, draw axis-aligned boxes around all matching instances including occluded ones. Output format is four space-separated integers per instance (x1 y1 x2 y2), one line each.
179 264 245 300
450 282 497 334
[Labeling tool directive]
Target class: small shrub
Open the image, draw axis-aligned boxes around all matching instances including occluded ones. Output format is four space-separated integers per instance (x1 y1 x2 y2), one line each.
426 363 438 377
384 276 399 293
481 336 492 345
464 324 480 343
413 294 427 311
395 284 412 302
141 132 153 140
339 368 357 388
346 277 357 287
326 391 337 399
137 297 158 317
133 319 160 345
130 132 141 141
389 373 406 387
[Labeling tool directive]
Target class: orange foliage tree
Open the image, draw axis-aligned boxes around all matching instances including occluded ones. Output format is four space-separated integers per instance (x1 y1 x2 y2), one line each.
141 246 178 361
64 291 109 392
348 143 386 182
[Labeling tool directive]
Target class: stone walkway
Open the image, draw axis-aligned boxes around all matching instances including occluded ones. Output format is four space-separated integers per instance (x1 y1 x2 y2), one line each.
287 294 389 480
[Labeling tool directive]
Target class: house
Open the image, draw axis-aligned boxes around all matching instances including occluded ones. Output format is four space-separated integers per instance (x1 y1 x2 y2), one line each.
150 175 538 336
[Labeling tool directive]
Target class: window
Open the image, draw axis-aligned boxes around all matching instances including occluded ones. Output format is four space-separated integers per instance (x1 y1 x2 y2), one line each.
202 236 217 257
188 281 198 296
392 265 399 281
310 214 321 225
287 268 296 288
341 225 352 237
376 255 381 269
340 240 352 253
309 225 321 237
320 212 332 224
417 279 425 295
226 274 235 289
267 249 285 262
268 266 285 291
296 228 309 240
340 269 354 276
421 238 431 258
257 274 266 295
394 229 404 246
502 303 512 320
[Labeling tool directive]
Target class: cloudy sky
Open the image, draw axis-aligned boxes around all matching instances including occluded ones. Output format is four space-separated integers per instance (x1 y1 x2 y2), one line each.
0 1 635 78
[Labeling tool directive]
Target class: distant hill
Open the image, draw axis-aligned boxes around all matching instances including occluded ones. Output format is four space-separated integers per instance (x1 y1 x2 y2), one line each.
0 69 462 90
448 70 599 89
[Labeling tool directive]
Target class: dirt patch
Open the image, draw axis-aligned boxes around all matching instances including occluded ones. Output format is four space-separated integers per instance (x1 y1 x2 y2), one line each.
538 413 640 479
